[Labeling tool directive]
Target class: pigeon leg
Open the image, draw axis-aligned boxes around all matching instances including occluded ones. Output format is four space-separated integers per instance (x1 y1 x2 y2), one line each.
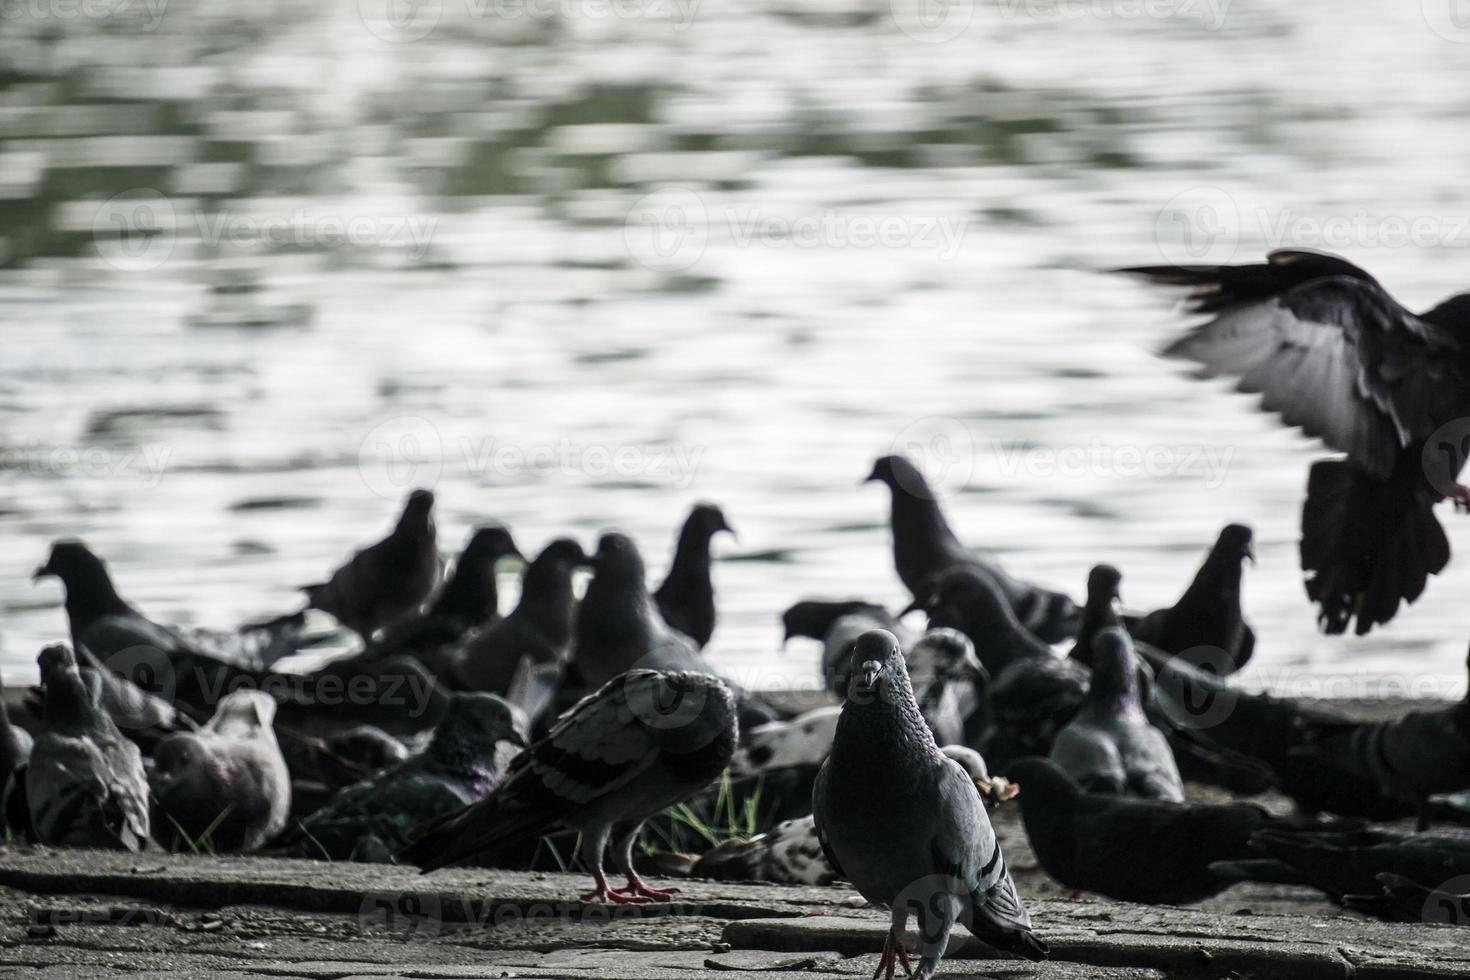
872 929 913 980
579 824 650 904
607 821 680 900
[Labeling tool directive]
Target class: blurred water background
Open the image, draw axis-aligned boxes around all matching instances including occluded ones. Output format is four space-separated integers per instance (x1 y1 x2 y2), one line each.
3 0 1470 693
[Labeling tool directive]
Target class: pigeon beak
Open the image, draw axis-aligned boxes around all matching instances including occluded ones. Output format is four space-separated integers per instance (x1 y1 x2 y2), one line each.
961 655 988 684
859 660 882 688
1245 544 1257 565
32 563 53 582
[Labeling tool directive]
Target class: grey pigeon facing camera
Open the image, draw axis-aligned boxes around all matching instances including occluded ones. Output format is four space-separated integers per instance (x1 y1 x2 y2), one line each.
18 644 150 850
813 630 1048 978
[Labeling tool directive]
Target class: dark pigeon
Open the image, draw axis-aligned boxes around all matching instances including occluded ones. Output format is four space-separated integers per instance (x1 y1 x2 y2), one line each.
33 539 301 673
303 488 441 639
403 670 738 903
277 725 410 821
16 645 149 850
866 455 1079 642
781 599 918 699
813 630 1048 978
151 689 290 853
570 533 776 730
446 538 586 699
1129 524 1255 672
281 692 526 862
653 503 734 648
0 674 33 826
369 525 522 662
1050 627 1184 801
1291 643 1470 818
1120 250 1470 635
1068 564 1124 670
1215 827 1470 906
1007 756 1318 905
909 566 1088 763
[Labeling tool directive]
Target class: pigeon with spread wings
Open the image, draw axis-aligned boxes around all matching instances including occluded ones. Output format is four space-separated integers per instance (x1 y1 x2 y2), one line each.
402 669 738 903
1121 249 1470 635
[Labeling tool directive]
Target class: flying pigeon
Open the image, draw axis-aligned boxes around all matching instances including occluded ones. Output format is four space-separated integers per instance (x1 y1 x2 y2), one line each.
1049 627 1184 801
653 503 734 648
781 599 918 698
1120 250 1470 634
150 689 290 852
403 669 738 903
813 630 1048 978
1129 524 1255 672
15 645 149 850
302 488 441 639
866 455 1079 642
446 538 586 697
282 691 526 861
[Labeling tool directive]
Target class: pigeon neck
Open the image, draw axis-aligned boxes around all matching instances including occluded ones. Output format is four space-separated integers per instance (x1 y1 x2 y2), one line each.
514 560 577 642
1071 592 1119 668
836 680 941 770
61 566 134 628
890 488 964 581
578 573 655 647
1088 646 1142 713
1178 547 1242 610
658 523 713 605
429 556 499 625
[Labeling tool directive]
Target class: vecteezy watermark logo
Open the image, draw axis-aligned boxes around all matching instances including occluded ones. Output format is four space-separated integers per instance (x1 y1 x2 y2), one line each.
359 417 445 501
1153 187 1238 267
1421 876 1470 924
890 0 973 42
100 645 177 728
1152 645 1239 730
92 189 176 272
890 417 976 500
994 0 1231 30
1422 0 1470 43
358 0 442 41
1422 417 1470 507
989 440 1234 488
625 188 709 273
0 442 172 488
623 657 713 732
358 892 443 937
0 0 170 30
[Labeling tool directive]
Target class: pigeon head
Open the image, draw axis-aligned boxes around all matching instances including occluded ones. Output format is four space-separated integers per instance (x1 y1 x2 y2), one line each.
1213 523 1255 563
846 629 912 701
864 454 928 494
207 689 278 737
1004 756 1082 810
396 489 436 535
781 599 881 643
33 540 129 617
432 691 528 755
1086 564 1123 605
326 725 409 773
461 526 523 566
909 627 987 684
535 537 589 570
685 503 735 540
39 644 101 729
590 532 646 580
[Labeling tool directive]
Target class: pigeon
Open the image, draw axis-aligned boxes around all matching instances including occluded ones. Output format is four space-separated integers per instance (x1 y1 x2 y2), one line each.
1049 627 1184 801
1214 827 1470 906
403 669 738 903
781 599 918 698
1290 643 1470 819
277 725 411 821
1129 524 1255 672
369 525 522 661
1068 564 1124 670
940 744 1019 809
866 455 1079 642
909 567 1088 762
15 644 149 850
905 628 987 748
446 538 586 697
281 691 526 862
0 674 33 822
1143 648 1418 820
570 533 776 730
730 706 841 777
33 539 301 673
1006 756 1317 905
302 488 441 639
692 814 836 886
813 630 1048 978
150 689 290 853
653 503 734 648
1120 250 1470 635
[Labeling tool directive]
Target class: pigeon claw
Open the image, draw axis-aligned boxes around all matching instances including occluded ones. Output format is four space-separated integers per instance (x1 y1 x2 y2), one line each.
873 928 914 980
582 872 653 905
612 872 680 901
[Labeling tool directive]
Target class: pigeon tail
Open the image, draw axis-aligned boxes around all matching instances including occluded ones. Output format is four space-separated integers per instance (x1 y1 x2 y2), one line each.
1301 458 1448 636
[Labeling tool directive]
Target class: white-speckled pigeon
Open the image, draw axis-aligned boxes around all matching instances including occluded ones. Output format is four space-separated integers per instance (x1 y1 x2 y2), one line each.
813 630 1048 978
782 599 918 699
404 669 738 903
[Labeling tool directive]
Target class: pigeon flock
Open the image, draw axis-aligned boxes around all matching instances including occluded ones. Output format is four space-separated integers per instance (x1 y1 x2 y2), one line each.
7 247 1470 975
